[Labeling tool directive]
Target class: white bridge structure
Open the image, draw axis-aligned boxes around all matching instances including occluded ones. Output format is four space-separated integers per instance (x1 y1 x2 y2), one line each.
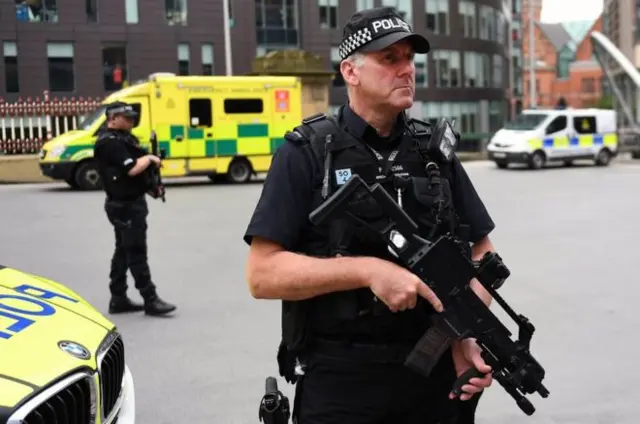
590 31 640 156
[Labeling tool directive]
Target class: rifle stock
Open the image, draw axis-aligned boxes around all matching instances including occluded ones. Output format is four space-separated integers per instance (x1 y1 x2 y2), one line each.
308 174 550 416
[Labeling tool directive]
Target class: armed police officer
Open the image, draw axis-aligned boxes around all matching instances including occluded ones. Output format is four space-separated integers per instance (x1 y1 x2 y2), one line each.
244 6 497 424
94 101 177 317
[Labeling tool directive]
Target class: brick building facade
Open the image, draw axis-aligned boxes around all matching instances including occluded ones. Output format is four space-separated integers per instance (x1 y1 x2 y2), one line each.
3 0 513 135
522 0 603 109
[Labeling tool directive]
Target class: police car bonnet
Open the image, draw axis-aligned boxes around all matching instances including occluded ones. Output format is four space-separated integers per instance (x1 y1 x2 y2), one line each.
338 7 431 61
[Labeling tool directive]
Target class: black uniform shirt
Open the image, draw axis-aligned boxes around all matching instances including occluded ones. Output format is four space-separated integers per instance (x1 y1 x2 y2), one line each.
94 130 148 200
243 105 495 250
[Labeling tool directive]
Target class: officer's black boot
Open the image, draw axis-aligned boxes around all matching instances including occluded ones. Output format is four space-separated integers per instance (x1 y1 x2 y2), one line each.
109 295 145 314
144 295 177 316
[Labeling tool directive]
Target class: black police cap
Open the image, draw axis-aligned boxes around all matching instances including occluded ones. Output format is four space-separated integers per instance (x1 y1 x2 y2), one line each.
105 101 139 118
338 6 431 61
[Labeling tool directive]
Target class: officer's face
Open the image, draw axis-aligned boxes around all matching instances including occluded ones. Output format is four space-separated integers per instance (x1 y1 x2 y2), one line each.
109 114 135 131
343 40 416 112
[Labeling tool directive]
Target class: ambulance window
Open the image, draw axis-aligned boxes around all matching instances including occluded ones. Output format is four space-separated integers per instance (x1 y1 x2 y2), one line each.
130 103 142 127
573 116 596 134
189 98 212 127
544 116 567 135
224 98 263 114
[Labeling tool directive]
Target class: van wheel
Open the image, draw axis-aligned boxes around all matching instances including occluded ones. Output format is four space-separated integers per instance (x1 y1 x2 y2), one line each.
74 160 103 190
595 149 612 166
227 158 252 183
495 161 508 169
528 151 545 170
631 150 640 159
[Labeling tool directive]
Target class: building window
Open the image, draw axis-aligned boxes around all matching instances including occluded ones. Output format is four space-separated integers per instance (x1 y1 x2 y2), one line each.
178 44 190 75
415 54 428 87
479 5 492 40
489 100 506 132
47 43 74 92
166 0 187 26
463 52 478 87
459 1 476 38
318 0 338 29
255 0 299 49
86 0 98 22
381 0 413 26
125 0 139 24
495 10 505 44
422 102 479 133
433 51 460 88
581 77 595 93
202 44 214 75
426 0 448 35
103 44 127 91
477 53 490 87
492 54 503 88
330 47 345 87
15 0 59 23
3 42 19 94
356 0 374 10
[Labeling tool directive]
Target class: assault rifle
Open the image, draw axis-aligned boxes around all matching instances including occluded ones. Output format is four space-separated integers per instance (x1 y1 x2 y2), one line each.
308 174 550 416
148 130 166 202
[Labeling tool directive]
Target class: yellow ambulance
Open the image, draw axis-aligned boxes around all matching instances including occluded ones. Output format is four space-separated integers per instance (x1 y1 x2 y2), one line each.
38 73 303 190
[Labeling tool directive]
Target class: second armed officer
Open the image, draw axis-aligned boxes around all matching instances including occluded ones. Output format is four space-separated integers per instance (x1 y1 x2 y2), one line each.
94 101 177 317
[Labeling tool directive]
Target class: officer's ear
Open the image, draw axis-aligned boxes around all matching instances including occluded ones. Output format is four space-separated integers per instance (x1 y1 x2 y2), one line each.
340 55 362 86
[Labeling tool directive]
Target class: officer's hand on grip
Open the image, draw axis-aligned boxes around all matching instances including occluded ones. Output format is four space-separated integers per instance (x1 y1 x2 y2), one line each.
363 257 444 313
147 155 161 166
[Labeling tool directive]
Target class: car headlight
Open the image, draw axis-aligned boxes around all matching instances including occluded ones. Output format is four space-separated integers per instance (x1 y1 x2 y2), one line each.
47 145 66 159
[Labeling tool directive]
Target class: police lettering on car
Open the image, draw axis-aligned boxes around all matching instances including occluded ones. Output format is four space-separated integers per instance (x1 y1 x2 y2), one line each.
244 6 499 424
0 284 78 340
93 101 177 317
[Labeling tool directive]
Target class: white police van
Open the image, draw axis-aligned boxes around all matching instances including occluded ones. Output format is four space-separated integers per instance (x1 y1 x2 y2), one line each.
486 108 618 169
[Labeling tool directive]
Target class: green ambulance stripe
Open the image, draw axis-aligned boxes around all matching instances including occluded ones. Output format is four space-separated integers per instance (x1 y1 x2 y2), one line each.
161 123 285 157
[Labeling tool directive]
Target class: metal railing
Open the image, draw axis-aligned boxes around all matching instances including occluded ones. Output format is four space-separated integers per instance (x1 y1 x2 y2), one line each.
0 91 102 155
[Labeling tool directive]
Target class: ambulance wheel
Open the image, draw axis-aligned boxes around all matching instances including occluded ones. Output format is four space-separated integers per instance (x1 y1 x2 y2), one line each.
528 151 545 170
595 149 612 166
227 158 252 183
74 160 103 190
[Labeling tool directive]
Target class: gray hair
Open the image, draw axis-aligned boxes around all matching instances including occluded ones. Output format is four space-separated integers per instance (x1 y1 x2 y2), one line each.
345 52 366 67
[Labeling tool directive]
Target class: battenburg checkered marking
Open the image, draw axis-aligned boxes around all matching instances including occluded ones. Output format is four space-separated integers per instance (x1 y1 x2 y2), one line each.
339 28 373 60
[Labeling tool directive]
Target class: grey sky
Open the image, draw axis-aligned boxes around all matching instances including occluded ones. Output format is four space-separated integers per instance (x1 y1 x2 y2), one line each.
540 0 604 23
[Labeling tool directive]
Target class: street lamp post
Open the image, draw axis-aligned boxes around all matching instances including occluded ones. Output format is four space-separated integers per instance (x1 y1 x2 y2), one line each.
223 0 233 76
529 0 537 108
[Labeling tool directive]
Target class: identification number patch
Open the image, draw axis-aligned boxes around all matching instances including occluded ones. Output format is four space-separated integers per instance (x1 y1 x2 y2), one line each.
335 168 352 185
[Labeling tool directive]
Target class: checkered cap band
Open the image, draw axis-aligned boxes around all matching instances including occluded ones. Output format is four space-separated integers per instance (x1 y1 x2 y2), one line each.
338 15 414 60
339 27 374 60
107 105 135 115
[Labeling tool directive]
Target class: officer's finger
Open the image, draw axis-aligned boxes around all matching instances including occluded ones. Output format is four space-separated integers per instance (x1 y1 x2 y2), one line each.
416 282 443 312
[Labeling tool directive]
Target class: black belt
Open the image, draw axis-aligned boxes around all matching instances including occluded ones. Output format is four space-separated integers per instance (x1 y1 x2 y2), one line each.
310 337 415 364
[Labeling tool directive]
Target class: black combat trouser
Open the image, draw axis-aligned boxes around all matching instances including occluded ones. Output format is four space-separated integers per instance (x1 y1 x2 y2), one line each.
292 340 482 424
104 196 157 301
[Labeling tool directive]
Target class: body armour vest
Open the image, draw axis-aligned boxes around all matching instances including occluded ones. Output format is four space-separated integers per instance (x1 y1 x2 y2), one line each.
94 130 150 201
282 111 469 349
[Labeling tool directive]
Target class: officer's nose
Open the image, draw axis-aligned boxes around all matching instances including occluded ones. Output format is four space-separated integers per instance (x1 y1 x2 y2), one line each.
397 59 415 78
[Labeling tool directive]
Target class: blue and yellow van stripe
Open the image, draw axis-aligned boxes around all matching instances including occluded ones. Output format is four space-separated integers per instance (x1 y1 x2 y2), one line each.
527 133 618 150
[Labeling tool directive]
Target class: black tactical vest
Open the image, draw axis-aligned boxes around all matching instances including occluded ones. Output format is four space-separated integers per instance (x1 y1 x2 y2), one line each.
94 130 150 201
277 110 469 381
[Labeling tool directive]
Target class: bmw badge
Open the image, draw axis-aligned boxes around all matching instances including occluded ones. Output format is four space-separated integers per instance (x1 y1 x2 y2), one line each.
58 341 91 360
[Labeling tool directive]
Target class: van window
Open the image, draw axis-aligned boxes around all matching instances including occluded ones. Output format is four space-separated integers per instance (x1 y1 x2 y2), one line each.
224 99 263 114
189 98 213 127
129 103 142 128
503 113 548 130
573 115 596 134
544 116 567 135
